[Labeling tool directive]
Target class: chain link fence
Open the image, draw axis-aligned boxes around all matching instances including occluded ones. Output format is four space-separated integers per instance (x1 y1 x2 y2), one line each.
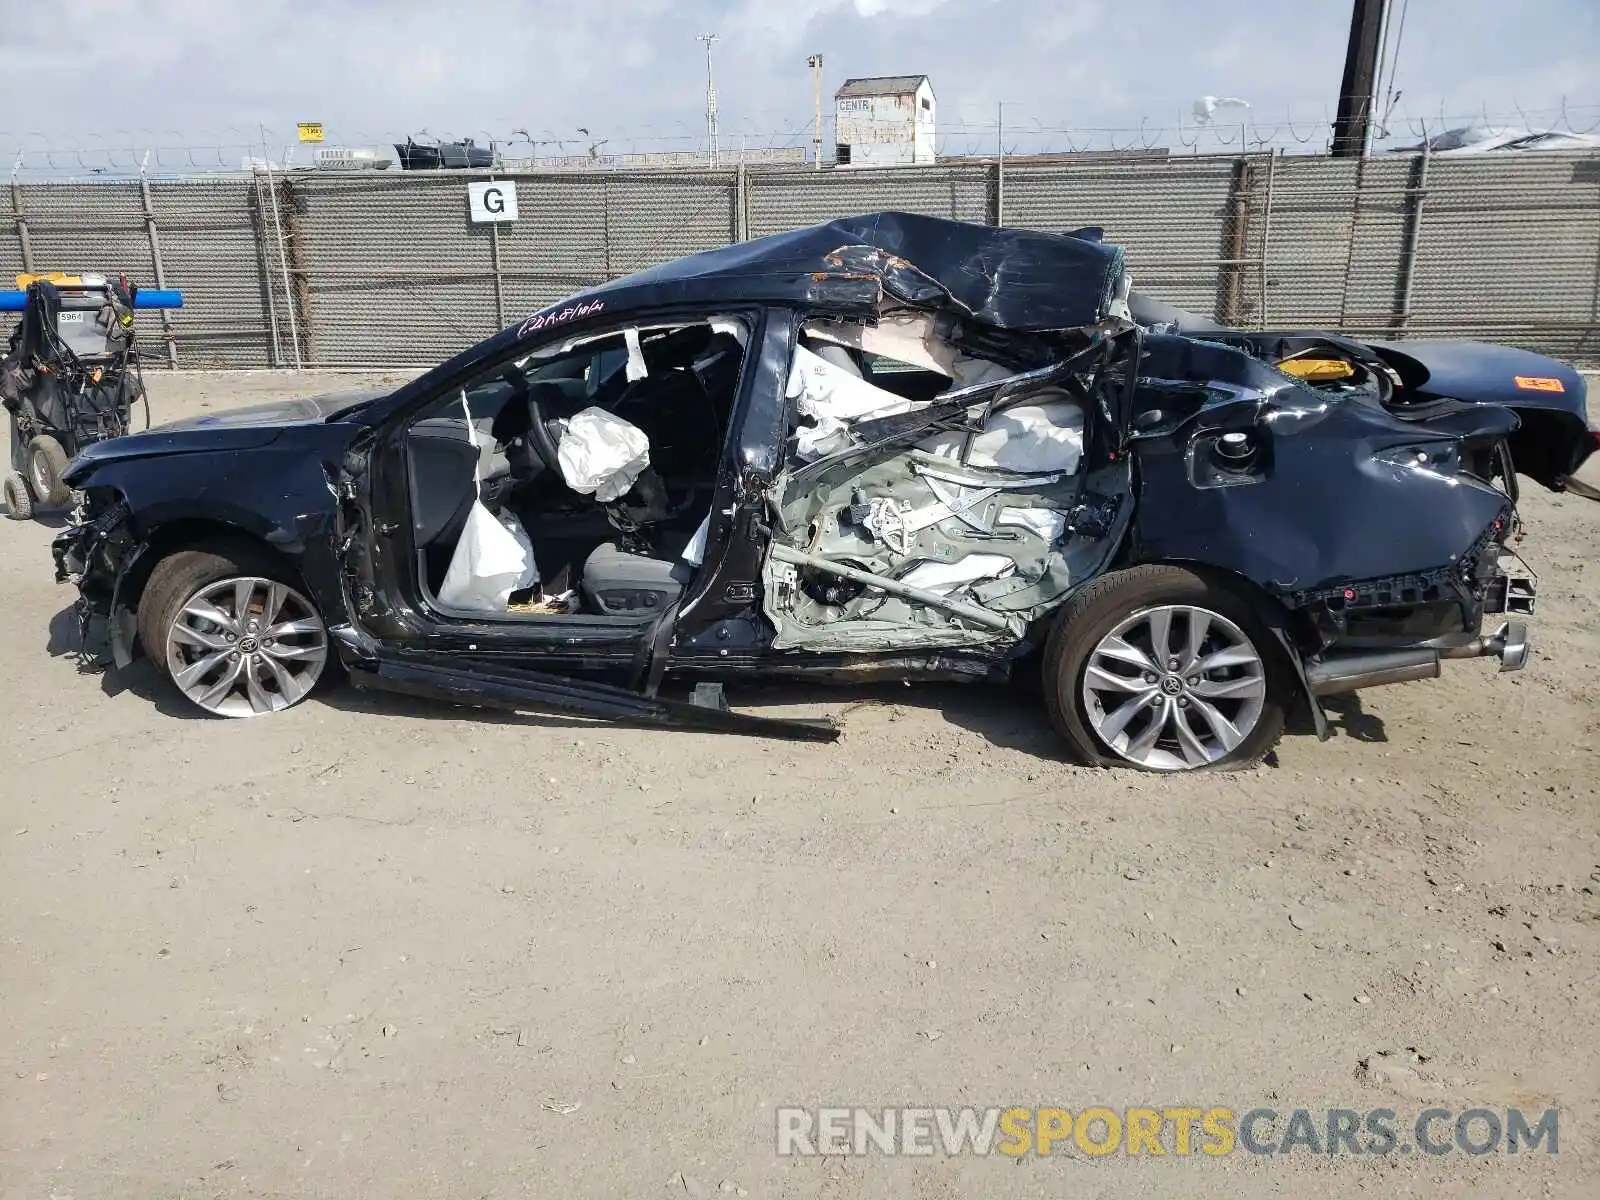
5 151 1598 368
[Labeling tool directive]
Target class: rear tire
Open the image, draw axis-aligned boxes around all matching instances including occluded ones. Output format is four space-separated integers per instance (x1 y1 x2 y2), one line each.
27 435 71 507
1042 564 1293 771
2 471 32 521
138 542 331 718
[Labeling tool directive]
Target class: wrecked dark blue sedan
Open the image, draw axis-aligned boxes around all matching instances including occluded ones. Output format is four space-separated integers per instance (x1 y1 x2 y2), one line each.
51 213 1590 772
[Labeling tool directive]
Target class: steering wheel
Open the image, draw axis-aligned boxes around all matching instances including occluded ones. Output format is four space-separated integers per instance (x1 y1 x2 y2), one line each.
606 374 657 419
523 387 569 476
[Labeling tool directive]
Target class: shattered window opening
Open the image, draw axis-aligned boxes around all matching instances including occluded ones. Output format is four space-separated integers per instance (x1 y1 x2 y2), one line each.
760 328 1137 654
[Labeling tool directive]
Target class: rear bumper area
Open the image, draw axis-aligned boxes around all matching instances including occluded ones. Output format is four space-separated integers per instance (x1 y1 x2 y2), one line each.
1439 620 1530 672
1293 498 1537 699
1306 620 1531 697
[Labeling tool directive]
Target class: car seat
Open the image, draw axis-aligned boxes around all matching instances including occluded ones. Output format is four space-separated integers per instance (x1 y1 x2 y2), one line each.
580 541 694 620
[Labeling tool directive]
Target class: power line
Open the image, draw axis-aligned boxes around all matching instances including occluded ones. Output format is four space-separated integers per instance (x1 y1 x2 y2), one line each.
1377 0 1413 135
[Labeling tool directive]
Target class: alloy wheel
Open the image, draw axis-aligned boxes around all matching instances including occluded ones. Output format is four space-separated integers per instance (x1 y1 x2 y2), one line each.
165 576 328 717
1080 603 1267 771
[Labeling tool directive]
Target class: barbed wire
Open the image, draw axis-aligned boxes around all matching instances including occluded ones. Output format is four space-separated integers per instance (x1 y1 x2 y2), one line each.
6 99 1598 179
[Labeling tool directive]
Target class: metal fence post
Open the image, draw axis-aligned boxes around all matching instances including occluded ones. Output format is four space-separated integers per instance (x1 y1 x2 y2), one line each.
1392 145 1431 339
735 163 748 242
261 166 302 368
278 177 314 366
483 165 506 331
249 171 284 367
488 220 506 329
1258 150 1278 328
1336 154 1370 328
138 173 179 367
1218 155 1257 324
602 176 614 280
9 181 34 274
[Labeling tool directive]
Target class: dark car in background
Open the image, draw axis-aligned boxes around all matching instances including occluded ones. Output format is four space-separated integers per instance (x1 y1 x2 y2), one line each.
51 213 1569 771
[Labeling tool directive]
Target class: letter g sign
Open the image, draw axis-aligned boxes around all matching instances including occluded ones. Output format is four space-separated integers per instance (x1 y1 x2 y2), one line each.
469 180 519 223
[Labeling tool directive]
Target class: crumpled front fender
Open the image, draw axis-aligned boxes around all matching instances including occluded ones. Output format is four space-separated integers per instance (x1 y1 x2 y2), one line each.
52 498 146 667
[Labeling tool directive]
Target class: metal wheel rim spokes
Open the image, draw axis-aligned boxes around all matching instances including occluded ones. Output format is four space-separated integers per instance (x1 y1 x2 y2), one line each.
29 455 50 496
1081 604 1267 771
166 575 328 718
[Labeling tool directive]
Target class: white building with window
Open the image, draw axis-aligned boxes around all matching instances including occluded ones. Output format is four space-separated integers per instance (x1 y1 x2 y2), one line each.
833 75 936 168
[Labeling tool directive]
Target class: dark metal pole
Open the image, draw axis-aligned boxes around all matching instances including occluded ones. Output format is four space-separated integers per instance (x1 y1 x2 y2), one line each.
10 181 34 273
1331 0 1387 157
995 102 1005 227
138 172 179 367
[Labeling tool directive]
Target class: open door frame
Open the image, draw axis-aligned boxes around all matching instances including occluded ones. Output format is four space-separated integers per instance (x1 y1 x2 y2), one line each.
327 303 842 740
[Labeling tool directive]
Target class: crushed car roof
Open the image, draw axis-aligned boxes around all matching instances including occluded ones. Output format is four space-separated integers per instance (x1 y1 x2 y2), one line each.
564 212 1128 334
378 214 1132 415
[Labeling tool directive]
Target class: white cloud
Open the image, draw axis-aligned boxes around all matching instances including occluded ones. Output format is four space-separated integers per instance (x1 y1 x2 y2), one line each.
851 0 953 15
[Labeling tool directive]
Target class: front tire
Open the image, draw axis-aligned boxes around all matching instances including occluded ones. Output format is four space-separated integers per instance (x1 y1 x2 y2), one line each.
137 544 331 718
1042 565 1292 771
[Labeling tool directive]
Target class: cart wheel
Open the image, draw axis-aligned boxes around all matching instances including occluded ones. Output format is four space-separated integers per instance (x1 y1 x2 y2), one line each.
26 435 71 507
2 470 32 521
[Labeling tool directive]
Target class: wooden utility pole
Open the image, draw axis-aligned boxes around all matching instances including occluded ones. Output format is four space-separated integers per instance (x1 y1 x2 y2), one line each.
1331 0 1388 156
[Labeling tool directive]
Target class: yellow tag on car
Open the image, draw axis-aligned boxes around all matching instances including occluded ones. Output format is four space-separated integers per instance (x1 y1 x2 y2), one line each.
1514 376 1565 393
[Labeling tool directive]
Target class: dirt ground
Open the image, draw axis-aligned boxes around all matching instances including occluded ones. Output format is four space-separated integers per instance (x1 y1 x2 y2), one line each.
2 370 1598 1199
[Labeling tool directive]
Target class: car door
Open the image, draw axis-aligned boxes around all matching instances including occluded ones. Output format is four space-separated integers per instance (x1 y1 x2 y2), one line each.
335 348 656 675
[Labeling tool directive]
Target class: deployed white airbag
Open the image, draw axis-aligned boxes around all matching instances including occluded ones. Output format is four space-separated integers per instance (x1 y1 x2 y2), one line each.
997 506 1069 544
898 553 1018 594
801 315 1008 387
788 345 914 459
919 399 1084 475
438 505 541 613
557 407 651 503
804 314 952 376
439 391 540 612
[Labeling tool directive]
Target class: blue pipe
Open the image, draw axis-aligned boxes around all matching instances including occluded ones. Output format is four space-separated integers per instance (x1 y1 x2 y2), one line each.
0 288 184 312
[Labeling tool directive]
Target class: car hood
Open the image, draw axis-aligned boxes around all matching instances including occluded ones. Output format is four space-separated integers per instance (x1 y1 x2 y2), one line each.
65 386 390 477
153 386 390 434
75 390 387 460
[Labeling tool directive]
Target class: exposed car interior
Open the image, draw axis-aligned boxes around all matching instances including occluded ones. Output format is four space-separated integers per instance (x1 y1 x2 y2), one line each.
758 321 1117 655
403 318 748 621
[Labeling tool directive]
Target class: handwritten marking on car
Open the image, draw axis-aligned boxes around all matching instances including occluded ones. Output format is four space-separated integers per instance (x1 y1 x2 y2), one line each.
517 299 604 339
1514 376 1565 393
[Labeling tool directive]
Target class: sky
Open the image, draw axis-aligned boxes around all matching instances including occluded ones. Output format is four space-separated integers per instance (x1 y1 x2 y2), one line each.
0 0 1596 169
